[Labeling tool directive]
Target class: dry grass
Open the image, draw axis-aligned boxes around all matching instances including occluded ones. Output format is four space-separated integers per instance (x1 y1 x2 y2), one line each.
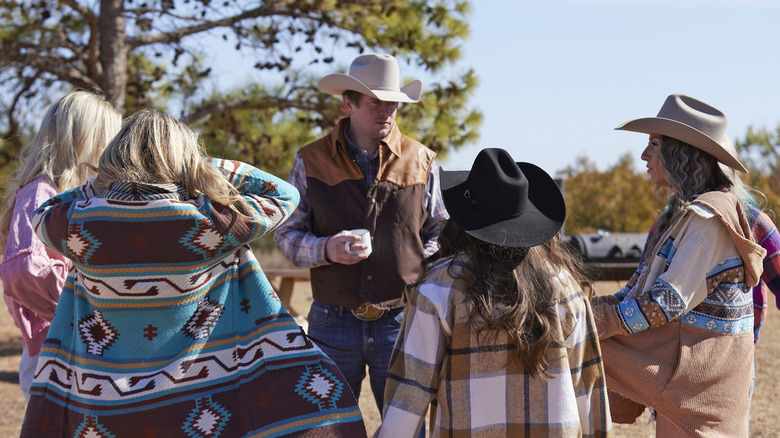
0 279 778 437
0 295 28 437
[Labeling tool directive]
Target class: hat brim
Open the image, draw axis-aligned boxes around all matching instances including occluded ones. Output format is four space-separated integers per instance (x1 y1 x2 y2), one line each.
440 162 565 248
616 117 747 173
318 74 421 103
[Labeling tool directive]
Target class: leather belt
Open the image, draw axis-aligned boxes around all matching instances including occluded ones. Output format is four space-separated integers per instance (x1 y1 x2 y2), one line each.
351 301 385 321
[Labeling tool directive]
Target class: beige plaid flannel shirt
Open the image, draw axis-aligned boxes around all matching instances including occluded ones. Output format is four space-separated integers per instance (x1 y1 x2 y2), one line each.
377 255 612 437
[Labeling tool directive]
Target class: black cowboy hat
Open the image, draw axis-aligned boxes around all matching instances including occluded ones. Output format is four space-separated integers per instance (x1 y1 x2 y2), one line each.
440 148 566 248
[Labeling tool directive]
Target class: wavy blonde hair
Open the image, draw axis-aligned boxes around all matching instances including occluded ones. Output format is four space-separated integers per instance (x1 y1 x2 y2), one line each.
0 90 122 247
93 109 250 216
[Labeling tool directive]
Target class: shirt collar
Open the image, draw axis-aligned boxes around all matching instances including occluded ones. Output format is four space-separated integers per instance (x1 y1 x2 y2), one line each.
100 181 189 201
344 128 378 160
330 117 403 159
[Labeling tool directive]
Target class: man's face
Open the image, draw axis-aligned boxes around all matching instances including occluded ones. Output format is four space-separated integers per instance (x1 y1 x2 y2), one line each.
344 94 399 142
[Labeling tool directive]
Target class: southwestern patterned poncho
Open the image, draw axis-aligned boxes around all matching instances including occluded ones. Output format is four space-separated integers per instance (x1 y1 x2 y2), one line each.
22 159 365 437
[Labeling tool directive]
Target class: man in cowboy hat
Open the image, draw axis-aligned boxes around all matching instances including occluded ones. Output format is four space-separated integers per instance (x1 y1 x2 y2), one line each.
274 53 448 421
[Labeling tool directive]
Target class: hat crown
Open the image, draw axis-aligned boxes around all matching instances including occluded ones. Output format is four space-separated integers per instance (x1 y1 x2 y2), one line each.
318 53 422 103
465 149 529 219
349 54 402 92
615 93 748 173
657 94 728 144
439 148 565 248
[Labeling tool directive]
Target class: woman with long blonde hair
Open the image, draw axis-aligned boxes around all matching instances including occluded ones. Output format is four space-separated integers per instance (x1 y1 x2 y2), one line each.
22 108 366 437
0 90 121 400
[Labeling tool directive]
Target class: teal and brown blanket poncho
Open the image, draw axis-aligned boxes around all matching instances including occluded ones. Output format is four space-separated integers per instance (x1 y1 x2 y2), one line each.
22 159 365 437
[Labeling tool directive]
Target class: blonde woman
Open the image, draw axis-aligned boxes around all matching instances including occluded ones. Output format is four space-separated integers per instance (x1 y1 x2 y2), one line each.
22 109 365 437
0 90 121 400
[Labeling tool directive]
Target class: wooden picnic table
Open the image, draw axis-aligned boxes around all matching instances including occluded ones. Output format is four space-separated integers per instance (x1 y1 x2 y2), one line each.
264 267 310 315
587 261 637 282
263 260 636 316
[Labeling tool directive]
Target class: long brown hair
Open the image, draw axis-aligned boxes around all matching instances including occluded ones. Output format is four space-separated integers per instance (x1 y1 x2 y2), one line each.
433 219 590 377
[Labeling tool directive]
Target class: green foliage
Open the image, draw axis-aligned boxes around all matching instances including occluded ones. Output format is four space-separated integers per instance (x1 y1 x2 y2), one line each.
561 129 780 238
561 154 668 236
0 0 481 181
397 68 482 159
735 125 780 219
194 84 324 177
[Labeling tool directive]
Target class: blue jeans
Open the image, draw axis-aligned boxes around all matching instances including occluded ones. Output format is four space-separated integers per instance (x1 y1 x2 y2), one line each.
308 301 427 437
307 301 404 413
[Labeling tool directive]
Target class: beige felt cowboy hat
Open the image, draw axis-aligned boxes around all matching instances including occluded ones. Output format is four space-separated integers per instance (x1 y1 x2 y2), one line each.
615 94 748 173
318 54 422 103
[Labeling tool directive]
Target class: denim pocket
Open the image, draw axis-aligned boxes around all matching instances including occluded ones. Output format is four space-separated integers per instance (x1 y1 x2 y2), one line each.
307 302 335 327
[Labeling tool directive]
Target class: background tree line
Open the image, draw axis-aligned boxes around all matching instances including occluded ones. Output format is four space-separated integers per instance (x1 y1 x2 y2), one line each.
561 137 780 237
1 0 777 243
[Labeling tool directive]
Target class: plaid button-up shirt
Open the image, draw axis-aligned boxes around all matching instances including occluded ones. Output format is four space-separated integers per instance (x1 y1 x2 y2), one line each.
377 255 612 437
748 207 780 343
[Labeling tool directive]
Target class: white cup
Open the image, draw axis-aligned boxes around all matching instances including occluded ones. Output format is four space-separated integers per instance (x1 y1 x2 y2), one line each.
345 229 372 256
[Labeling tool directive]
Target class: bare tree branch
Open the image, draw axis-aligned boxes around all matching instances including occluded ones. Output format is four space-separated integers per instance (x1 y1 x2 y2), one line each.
0 0 478 179
3 52 97 89
60 0 97 22
183 98 324 124
126 5 341 49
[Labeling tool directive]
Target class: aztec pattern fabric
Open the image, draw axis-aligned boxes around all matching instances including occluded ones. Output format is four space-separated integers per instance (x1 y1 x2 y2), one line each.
377 255 612 437
593 192 763 437
22 159 366 437
614 207 756 336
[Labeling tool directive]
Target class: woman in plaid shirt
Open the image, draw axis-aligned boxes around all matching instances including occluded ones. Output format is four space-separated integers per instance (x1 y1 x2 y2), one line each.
376 148 611 437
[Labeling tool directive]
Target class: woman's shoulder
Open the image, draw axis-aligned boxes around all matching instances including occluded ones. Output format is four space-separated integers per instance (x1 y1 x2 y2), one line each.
668 207 734 252
413 255 468 303
419 254 461 278
18 176 58 202
688 191 745 221
550 267 587 308
681 194 750 241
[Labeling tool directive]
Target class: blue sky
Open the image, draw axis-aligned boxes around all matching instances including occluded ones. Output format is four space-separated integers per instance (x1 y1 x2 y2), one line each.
443 0 780 176
207 0 780 177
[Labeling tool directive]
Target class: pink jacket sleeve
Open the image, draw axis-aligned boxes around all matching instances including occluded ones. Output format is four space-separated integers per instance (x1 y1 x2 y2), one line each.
0 177 70 321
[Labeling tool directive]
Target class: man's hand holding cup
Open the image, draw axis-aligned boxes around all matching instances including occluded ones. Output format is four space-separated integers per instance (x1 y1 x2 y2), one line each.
325 229 372 265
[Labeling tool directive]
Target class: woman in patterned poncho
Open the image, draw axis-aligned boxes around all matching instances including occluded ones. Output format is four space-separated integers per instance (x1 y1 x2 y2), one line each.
22 109 366 437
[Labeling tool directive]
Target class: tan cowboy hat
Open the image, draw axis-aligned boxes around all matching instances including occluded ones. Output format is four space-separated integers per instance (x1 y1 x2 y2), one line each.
615 94 748 173
318 54 422 103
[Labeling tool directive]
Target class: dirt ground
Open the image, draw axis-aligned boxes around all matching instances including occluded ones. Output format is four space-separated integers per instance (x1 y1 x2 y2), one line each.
1 280 778 437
